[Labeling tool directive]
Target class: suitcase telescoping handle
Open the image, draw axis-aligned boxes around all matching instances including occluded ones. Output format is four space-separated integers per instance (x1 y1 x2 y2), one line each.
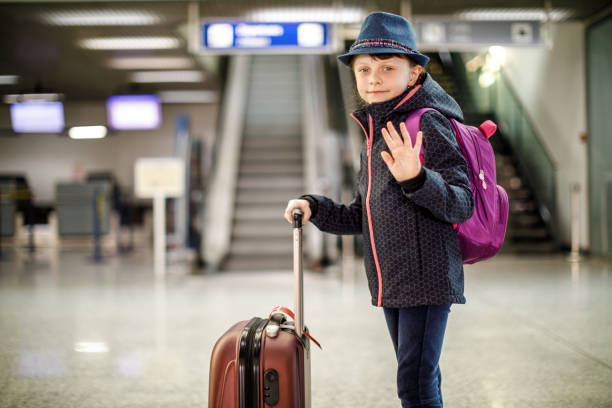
292 208 304 338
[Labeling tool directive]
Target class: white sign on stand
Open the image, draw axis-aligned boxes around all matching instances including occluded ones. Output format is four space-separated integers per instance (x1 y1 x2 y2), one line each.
135 158 185 277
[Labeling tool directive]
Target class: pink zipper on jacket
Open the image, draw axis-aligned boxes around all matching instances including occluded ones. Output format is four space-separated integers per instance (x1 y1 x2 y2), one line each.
350 112 384 307
349 85 422 307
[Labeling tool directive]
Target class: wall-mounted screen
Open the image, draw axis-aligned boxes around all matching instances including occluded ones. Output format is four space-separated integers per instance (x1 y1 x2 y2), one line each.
10 101 65 133
106 94 162 130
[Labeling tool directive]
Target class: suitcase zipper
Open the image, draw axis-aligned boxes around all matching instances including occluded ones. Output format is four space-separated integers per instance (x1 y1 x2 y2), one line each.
251 319 268 408
239 318 265 408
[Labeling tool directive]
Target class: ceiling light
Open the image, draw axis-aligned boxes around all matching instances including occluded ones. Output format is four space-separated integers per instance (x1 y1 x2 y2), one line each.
130 70 205 83
79 37 180 50
488 46 506 67
41 10 162 26
0 75 19 85
4 93 63 104
158 90 219 103
457 8 572 22
69 126 108 139
479 71 496 88
248 7 365 23
108 57 194 70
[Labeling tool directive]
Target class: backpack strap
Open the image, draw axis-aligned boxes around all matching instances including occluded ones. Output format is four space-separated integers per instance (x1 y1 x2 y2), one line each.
404 107 459 230
404 107 437 164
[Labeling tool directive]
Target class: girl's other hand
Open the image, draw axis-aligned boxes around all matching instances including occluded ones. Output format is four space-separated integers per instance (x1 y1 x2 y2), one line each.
284 199 312 224
380 121 423 182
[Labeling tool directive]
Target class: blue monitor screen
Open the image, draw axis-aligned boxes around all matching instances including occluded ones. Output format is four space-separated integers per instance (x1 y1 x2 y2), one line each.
106 94 162 130
10 101 65 133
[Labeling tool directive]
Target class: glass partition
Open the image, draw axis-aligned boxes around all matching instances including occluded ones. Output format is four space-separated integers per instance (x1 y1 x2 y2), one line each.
457 53 559 243
587 15 612 256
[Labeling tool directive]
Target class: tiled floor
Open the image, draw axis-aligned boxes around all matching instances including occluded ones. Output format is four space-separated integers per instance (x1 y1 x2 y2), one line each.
0 248 611 407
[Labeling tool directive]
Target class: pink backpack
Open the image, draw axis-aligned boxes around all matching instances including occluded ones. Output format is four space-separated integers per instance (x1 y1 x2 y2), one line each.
405 108 509 264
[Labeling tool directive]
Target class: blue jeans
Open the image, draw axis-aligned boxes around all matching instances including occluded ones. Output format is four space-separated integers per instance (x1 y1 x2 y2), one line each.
383 304 451 408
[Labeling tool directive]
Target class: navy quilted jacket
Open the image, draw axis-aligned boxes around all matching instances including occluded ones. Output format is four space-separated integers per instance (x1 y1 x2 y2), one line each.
306 74 474 308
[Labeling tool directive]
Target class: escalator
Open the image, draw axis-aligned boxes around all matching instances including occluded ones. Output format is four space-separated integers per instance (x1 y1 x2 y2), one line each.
223 55 304 271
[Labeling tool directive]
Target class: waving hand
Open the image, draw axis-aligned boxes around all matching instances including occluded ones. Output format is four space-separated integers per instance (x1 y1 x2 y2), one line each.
380 121 423 182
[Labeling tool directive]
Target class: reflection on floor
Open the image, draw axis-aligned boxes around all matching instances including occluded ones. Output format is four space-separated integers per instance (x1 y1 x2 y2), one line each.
0 250 611 407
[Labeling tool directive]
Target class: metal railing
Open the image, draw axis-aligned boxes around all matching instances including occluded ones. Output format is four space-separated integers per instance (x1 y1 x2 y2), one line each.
202 56 250 269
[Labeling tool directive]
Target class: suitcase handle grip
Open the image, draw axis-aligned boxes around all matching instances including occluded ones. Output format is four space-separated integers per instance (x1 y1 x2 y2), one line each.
292 208 303 229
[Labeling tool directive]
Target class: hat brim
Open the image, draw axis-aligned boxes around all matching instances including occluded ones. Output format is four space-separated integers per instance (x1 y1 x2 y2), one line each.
337 47 429 68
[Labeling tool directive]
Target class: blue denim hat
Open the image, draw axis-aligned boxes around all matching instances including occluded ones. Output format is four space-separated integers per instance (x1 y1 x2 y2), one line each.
338 12 429 67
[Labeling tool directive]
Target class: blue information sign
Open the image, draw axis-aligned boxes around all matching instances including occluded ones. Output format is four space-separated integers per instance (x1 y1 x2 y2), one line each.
202 21 330 52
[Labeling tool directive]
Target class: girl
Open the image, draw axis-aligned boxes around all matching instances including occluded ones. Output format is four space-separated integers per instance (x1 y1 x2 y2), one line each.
284 11 473 408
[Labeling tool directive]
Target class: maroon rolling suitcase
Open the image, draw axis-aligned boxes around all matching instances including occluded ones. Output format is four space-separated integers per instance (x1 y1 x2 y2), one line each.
208 210 317 408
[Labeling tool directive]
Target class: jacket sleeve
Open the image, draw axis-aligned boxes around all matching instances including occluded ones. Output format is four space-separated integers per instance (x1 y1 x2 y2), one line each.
401 111 474 224
303 192 362 235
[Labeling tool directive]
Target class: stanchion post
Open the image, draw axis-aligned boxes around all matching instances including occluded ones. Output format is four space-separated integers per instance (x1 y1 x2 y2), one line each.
28 196 35 254
92 188 104 263
128 201 135 253
153 192 166 277
117 196 135 255
568 183 581 263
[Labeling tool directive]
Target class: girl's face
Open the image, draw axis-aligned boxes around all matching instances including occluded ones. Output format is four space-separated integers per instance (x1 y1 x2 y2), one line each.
353 54 419 104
